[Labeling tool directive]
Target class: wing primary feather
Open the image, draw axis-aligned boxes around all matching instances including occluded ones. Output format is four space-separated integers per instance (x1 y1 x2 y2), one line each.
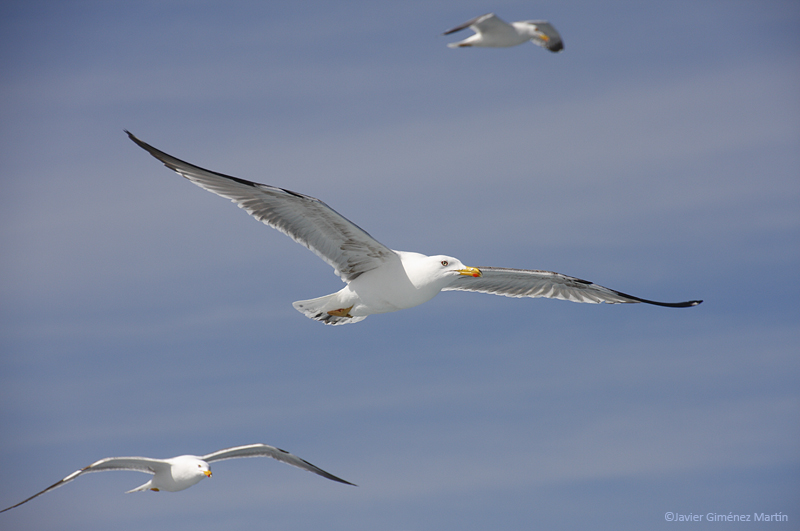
201 444 356 486
126 130 309 199
604 290 702 308
442 13 491 35
445 266 702 307
126 131 397 282
0 457 162 513
0 474 76 513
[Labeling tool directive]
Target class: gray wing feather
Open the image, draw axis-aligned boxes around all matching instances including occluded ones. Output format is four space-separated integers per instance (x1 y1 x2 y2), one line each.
444 266 702 307
127 131 397 282
443 13 507 35
471 13 513 34
443 13 487 35
202 444 355 485
0 457 167 513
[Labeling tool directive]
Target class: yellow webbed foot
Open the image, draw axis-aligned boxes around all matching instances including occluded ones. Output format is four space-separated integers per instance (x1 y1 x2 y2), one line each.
327 306 354 318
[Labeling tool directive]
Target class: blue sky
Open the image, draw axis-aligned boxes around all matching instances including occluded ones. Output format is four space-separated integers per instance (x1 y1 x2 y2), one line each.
1 1 798 529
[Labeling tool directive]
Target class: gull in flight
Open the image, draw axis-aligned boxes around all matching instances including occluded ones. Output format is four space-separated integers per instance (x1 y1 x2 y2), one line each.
444 13 564 52
127 131 701 326
1 443 354 513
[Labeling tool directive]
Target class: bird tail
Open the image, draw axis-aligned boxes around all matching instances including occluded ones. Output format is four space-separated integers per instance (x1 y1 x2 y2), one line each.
125 480 154 493
292 294 367 325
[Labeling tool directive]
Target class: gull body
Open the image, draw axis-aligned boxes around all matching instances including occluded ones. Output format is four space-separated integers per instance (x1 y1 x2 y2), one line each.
1 444 354 513
444 13 564 52
295 251 479 324
127 132 701 326
125 455 210 493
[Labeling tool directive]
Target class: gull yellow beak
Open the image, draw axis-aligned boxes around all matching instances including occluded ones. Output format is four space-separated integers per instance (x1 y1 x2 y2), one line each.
204 470 212 477
457 267 482 278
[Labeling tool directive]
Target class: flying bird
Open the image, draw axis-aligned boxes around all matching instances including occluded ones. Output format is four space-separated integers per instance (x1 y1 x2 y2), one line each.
127 131 701 325
444 13 564 52
0 443 354 513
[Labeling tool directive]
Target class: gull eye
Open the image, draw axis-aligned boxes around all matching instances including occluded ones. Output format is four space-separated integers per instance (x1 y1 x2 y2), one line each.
441 260 448 266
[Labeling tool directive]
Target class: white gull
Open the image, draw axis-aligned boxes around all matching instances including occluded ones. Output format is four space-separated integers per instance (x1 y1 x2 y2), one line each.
128 132 701 326
444 13 564 52
1 443 354 512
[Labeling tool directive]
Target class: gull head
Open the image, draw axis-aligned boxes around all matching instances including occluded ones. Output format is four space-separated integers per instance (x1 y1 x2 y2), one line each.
168 456 212 489
432 255 482 279
402 253 481 288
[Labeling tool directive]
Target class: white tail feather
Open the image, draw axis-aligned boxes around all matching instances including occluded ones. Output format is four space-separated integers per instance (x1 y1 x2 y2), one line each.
125 480 153 493
292 294 367 325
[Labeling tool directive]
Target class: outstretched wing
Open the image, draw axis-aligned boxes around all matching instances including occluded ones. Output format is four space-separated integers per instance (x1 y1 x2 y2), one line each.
202 444 355 485
445 266 702 307
127 131 397 282
0 457 168 513
443 13 509 35
525 20 564 52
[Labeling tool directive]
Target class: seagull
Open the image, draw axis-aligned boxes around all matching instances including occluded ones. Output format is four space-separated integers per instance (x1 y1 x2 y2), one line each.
127 131 701 325
443 13 564 52
0 443 354 513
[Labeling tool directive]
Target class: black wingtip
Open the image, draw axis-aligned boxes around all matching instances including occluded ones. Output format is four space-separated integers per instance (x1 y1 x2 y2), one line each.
125 130 176 166
320 470 357 487
609 286 704 308
125 130 148 151
637 297 703 308
661 299 703 308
